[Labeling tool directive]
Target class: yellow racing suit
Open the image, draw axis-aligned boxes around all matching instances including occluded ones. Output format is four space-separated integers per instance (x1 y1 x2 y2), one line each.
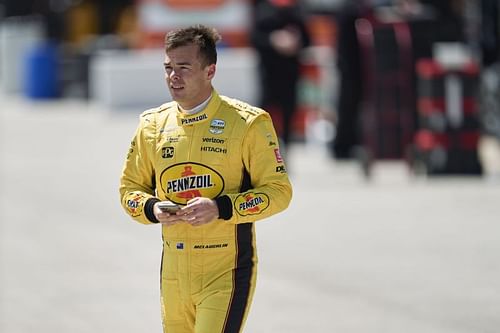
119 90 292 333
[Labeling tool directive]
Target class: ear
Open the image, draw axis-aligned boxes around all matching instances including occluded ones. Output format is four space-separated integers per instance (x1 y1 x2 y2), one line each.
206 64 216 80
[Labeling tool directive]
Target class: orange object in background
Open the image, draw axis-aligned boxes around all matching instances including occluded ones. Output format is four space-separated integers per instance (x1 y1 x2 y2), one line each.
290 15 336 140
135 0 250 48
261 62 323 143
306 15 337 47
137 30 249 49
164 0 225 9
65 1 99 46
293 59 321 140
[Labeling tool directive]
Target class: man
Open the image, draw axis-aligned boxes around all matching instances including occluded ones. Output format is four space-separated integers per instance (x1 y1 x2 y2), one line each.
119 25 292 333
250 0 310 148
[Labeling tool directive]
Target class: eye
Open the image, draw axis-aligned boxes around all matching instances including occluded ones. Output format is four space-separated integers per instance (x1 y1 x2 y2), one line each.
164 65 172 73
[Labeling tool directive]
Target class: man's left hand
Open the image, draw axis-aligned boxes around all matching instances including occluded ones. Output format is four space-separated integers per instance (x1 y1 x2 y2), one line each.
180 197 219 226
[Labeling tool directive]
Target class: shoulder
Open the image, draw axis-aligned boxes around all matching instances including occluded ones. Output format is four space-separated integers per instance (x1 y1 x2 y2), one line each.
140 101 176 119
138 101 176 127
220 96 269 124
135 102 176 139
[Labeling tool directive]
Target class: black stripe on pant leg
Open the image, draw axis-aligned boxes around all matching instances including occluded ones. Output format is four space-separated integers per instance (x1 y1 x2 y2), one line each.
223 223 254 333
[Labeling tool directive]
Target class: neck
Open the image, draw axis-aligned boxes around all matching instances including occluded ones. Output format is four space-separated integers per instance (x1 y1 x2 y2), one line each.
178 94 212 115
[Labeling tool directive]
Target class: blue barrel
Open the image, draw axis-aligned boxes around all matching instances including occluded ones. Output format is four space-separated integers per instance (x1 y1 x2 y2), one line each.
23 43 60 99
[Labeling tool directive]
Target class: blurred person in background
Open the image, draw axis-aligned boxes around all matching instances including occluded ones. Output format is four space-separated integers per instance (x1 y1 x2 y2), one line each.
479 0 500 67
330 0 393 160
329 1 369 159
478 0 500 176
94 0 134 35
64 0 138 48
119 25 292 333
250 0 310 151
410 0 466 59
330 0 465 160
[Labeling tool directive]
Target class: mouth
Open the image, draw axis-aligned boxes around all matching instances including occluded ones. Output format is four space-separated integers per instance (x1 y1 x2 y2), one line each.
170 85 184 91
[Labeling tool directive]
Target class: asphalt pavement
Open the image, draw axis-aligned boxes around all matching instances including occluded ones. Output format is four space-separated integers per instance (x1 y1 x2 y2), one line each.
1 94 499 333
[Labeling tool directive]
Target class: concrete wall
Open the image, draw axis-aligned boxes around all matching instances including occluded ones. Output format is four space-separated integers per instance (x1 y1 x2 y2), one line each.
89 47 258 110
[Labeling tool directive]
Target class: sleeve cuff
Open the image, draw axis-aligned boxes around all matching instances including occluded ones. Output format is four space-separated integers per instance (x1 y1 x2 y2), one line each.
215 195 233 220
145 198 161 223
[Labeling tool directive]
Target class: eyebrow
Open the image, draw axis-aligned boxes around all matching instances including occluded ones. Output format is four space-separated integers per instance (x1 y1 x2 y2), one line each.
163 61 192 66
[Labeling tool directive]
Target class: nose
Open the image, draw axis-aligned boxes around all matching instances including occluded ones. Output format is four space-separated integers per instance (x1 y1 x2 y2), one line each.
168 69 180 81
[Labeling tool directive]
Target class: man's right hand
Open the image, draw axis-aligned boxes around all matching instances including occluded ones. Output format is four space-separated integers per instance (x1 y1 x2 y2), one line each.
154 202 185 226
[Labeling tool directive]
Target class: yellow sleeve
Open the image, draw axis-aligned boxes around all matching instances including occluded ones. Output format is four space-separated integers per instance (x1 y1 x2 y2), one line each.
221 113 293 224
119 112 159 225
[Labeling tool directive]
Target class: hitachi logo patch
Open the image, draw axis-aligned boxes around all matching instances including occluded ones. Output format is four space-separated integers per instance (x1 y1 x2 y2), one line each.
201 146 227 154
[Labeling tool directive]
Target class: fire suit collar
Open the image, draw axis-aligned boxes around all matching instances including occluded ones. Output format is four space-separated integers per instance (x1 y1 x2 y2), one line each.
176 90 222 127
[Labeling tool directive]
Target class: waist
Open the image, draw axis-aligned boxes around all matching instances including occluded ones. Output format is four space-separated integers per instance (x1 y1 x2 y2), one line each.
162 219 236 241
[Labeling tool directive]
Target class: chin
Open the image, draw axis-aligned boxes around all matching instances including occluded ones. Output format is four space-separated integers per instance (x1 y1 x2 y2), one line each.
169 90 184 101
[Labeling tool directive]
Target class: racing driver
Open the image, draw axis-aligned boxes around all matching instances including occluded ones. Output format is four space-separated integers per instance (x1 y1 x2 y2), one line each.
119 24 292 333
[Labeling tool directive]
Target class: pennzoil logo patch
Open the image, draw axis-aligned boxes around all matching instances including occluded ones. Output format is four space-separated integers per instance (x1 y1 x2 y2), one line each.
234 193 270 216
180 113 208 125
160 162 225 205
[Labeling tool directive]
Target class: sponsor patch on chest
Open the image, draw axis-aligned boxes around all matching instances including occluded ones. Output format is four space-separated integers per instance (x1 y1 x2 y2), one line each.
160 162 225 204
209 119 225 134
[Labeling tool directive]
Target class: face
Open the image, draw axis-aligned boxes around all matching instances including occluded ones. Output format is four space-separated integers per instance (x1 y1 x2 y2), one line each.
164 43 216 110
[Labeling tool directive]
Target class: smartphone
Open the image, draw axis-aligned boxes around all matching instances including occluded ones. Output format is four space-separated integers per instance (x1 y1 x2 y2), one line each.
157 201 181 214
